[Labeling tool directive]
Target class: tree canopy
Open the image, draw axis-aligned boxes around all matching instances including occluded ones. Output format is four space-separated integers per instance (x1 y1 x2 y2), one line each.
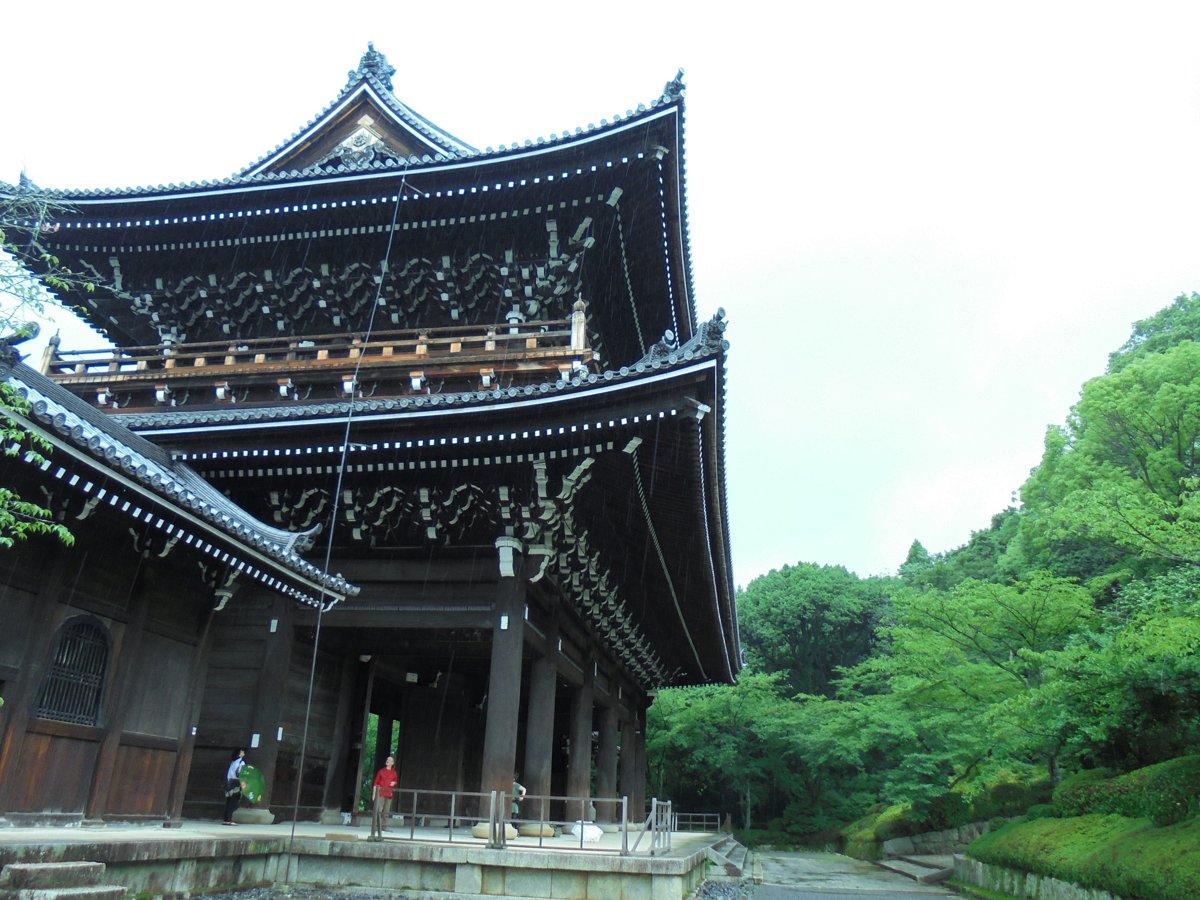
649 289 1200 839
737 562 890 696
0 185 82 549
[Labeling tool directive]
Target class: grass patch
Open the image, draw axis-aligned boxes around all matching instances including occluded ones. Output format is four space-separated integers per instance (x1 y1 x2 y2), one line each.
969 814 1200 900
946 879 1023 900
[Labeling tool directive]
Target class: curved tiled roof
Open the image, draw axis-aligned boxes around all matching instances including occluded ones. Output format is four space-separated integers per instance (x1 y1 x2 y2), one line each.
1 356 357 602
19 51 686 202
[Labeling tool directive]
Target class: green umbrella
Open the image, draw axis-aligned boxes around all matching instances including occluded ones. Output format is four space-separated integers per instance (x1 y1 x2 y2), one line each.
238 765 267 804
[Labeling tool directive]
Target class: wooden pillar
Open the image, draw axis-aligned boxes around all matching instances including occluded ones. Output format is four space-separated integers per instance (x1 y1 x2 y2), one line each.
348 658 377 813
321 651 360 812
521 655 556 821
85 550 153 820
248 594 293 807
595 703 620 822
566 663 594 821
630 704 648 819
480 537 526 799
166 601 219 819
619 707 642 821
375 714 394 770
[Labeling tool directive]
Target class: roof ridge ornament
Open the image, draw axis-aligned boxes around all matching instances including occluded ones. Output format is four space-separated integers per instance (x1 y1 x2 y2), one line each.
350 42 396 92
644 329 679 365
662 68 685 103
0 322 40 365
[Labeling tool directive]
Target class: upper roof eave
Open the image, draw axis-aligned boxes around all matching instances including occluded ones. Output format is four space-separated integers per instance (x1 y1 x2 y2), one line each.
15 70 686 205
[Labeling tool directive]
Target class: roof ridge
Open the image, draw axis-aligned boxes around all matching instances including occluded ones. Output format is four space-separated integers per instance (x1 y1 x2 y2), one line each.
19 57 687 199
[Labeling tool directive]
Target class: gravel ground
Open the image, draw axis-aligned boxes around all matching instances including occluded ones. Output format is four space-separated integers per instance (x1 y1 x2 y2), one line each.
695 880 756 900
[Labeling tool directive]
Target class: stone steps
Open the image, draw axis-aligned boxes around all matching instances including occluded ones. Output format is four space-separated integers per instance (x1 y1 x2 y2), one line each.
705 836 751 877
0 861 127 899
876 854 955 884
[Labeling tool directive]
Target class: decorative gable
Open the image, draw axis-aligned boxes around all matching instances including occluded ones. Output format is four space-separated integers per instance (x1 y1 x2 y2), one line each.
242 44 475 177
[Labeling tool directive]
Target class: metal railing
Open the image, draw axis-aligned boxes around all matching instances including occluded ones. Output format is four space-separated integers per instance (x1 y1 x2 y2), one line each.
671 810 722 833
628 798 673 855
390 788 495 845
496 792 630 854
368 788 683 856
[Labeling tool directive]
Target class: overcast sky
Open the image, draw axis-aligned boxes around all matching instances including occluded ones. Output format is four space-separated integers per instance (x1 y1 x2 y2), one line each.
6 2 1200 587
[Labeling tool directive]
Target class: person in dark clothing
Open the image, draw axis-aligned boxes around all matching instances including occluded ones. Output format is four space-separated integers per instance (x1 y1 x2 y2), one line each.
223 749 246 825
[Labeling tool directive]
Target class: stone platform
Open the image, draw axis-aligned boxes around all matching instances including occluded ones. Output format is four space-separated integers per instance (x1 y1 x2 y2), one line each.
0 819 721 900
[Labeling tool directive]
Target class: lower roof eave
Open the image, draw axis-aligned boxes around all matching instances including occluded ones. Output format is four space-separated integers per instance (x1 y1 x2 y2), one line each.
6 407 350 607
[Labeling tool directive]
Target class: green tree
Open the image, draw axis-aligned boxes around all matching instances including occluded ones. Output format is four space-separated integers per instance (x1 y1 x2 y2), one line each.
1037 566 1200 769
646 675 803 829
1030 343 1200 565
1108 291 1200 373
840 574 1094 793
903 510 1023 589
0 183 86 548
738 563 891 697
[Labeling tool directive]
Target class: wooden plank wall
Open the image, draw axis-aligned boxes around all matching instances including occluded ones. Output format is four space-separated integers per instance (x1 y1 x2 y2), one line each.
0 523 210 819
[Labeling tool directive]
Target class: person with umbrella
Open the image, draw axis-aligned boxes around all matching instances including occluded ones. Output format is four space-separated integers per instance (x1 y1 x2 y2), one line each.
223 749 246 825
511 773 526 819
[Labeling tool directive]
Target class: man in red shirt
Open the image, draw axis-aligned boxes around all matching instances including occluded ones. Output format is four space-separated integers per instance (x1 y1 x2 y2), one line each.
370 755 400 841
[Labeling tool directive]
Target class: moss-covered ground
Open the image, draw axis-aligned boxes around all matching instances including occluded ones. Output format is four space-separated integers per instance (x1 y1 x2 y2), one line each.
968 814 1200 900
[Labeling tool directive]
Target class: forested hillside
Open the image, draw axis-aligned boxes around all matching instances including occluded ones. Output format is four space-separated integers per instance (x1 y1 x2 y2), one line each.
647 292 1200 843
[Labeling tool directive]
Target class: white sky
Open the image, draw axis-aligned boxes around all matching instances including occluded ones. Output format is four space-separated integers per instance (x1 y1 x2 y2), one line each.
6 2 1200 586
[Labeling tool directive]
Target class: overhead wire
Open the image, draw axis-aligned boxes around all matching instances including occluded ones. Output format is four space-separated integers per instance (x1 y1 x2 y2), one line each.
287 163 409 863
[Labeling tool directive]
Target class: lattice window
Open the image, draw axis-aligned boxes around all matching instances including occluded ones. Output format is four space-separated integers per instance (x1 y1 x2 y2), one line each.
34 619 109 726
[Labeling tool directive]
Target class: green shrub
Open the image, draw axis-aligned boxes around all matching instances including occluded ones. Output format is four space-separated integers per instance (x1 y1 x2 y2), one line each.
1052 768 1112 817
872 803 924 840
918 792 972 830
976 778 1055 819
988 782 1031 815
987 816 1009 832
1023 803 1058 820
839 804 909 859
734 827 794 849
1053 756 1200 826
793 826 842 848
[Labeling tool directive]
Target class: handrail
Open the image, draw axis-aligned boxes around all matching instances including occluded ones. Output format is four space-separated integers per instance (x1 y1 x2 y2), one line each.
672 811 722 832
375 787 662 855
628 797 673 855
501 792 631 854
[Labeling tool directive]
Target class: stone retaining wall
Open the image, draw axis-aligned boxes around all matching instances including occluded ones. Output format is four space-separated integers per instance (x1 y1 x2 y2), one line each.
954 855 1123 900
881 820 1000 857
0 835 707 900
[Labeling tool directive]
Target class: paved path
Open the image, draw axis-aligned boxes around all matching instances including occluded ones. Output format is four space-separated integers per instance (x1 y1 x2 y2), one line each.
752 851 956 899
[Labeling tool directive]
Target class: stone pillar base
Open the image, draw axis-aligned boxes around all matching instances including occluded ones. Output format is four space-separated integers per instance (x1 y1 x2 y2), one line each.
232 808 275 825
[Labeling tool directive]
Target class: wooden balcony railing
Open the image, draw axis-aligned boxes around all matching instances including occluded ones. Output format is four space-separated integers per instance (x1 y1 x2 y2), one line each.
41 312 594 410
